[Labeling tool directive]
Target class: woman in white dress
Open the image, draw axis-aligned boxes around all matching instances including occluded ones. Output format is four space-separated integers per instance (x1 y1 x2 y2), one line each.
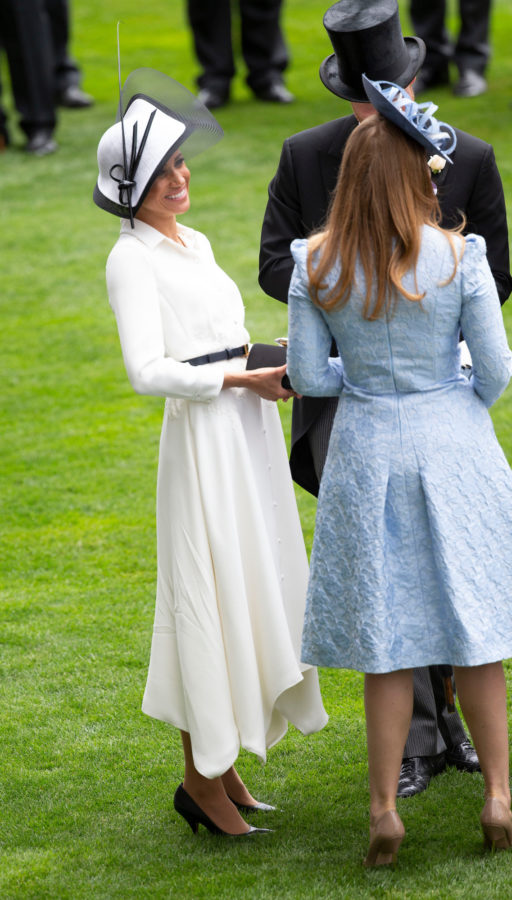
93 69 327 837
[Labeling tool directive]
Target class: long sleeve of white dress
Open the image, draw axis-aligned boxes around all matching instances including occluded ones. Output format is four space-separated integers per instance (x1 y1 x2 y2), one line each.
106 220 249 401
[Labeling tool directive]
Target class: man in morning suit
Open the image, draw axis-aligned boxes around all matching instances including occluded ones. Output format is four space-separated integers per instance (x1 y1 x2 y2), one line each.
259 0 512 798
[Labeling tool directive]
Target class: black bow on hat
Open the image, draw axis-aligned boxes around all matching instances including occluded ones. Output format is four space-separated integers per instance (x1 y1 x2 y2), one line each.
109 109 157 227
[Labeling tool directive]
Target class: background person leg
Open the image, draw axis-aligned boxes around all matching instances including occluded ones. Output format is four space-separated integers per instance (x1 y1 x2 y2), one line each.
0 0 57 153
240 0 293 102
186 0 234 107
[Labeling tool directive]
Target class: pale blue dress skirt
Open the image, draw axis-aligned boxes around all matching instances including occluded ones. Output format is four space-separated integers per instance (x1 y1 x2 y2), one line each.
287 228 512 673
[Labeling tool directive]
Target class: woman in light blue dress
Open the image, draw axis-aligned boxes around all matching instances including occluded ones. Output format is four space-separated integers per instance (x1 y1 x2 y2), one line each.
287 76 512 866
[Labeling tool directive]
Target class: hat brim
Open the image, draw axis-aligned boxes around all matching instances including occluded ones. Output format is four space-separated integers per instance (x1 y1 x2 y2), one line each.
320 36 425 102
94 97 190 218
93 68 224 222
362 74 455 161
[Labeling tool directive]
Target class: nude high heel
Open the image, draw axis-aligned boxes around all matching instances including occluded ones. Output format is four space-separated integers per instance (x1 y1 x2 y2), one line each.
363 809 405 867
173 784 271 836
480 797 512 850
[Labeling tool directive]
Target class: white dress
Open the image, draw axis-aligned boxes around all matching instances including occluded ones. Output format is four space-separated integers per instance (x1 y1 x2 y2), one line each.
106 219 327 778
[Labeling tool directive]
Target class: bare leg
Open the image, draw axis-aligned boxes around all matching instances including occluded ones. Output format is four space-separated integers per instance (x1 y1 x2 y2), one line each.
221 766 257 806
180 731 250 834
365 669 414 820
453 663 510 806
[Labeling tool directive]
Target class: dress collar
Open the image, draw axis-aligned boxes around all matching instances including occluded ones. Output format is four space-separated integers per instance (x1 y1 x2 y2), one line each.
120 217 194 249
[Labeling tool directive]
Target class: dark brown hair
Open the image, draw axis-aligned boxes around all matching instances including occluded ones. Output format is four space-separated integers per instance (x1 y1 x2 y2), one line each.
307 114 465 319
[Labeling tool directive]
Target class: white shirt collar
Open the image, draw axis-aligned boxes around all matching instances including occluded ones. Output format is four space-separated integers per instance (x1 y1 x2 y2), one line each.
119 217 195 250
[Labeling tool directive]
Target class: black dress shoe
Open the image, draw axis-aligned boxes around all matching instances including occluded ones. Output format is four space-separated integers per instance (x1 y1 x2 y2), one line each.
197 86 230 110
253 81 295 104
58 84 94 108
414 65 450 95
397 752 446 798
453 70 487 98
173 784 271 836
446 740 481 772
25 130 58 156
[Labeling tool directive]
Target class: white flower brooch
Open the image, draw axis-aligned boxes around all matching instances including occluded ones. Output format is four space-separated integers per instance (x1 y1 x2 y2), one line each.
428 154 447 175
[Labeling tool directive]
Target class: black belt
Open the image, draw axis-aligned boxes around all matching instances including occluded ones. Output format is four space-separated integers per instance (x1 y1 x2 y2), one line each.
184 344 249 366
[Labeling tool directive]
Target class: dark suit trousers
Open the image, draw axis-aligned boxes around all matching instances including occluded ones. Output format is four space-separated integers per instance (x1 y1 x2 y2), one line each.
410 0 492 75
0 68 8 140
186 0 288 92
45 0 81 91
404 667 467 757
0 0 56 137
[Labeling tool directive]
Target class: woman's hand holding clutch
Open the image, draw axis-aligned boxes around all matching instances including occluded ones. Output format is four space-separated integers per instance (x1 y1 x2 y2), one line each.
223 364 298 402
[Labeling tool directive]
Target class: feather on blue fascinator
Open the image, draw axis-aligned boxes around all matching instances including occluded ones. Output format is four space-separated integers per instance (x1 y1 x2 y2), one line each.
362 74 456 163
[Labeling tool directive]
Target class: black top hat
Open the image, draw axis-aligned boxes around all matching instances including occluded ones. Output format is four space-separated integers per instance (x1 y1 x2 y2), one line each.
320 0 426 103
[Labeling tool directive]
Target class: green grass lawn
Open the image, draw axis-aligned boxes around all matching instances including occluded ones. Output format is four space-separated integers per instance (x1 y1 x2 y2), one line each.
2 1 512 897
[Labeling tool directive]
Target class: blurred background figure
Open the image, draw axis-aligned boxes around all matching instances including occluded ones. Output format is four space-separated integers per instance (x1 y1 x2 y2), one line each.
0 0 92 155
0 70 9 150
411 0 491 97
186 0 294 109
0 0 58 155
46 0 94 109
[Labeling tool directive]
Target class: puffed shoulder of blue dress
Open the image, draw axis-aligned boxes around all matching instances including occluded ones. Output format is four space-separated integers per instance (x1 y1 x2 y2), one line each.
288 228 512 673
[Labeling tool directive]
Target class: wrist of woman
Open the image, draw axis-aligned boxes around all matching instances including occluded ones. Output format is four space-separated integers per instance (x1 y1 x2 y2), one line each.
222 370 250 390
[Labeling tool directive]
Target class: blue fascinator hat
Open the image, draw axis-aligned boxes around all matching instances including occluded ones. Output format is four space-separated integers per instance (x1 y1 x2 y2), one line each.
362 74 456 163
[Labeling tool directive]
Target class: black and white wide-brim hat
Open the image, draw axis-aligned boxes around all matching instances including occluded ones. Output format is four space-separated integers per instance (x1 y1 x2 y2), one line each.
320 0 425 103
93 68 223 224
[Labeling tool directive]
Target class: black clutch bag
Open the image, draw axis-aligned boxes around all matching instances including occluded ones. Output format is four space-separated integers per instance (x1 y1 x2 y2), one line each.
246 343 291 390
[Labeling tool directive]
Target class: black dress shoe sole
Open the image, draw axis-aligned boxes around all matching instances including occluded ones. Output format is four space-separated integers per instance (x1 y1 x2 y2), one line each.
25 138 58 156
397 753 446 798
452 79 487 98
397 778 431 799
197 89 229 110
59 97 94 108
445 757 481 773
414 69 450 94
57 86 94 108
253 83 294 104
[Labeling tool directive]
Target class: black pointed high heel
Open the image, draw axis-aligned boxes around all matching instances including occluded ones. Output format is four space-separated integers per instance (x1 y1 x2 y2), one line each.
228 796 276 813
173 784 271 836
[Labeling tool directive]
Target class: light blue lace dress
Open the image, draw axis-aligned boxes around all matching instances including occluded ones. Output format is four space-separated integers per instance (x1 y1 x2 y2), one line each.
288 227 512 673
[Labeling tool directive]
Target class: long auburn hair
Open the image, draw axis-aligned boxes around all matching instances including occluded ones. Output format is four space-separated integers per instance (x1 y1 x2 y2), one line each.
307 114 465 319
